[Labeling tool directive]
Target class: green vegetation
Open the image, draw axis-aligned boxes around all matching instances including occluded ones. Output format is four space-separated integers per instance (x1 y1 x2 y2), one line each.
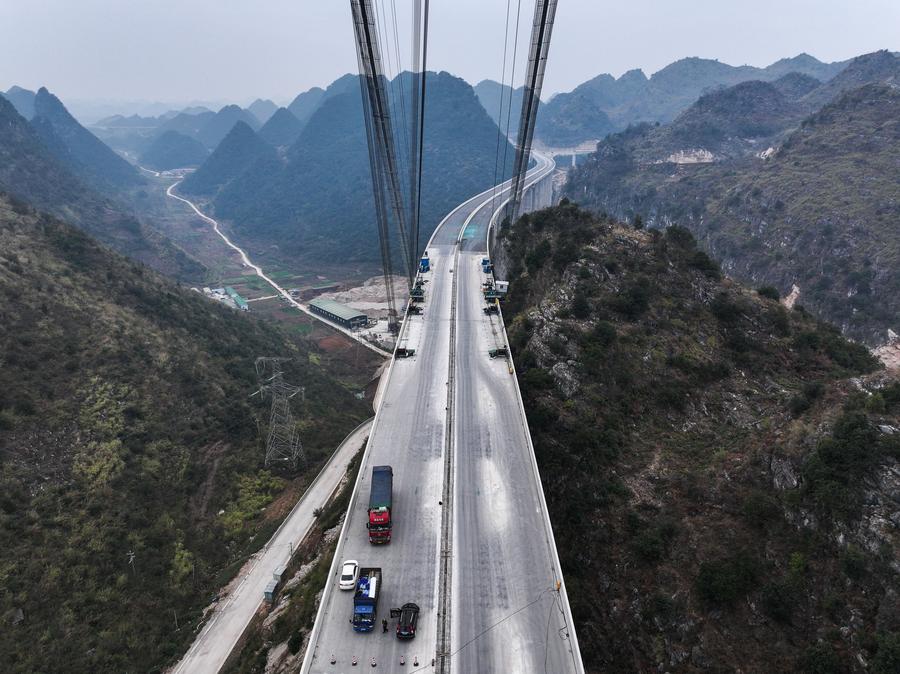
502 203 896 673
211 72 516 268
0 94 203 281
565 53 900 345
0 197 369 673
139 130 209 171
227 446 364 672
696 552 759 605
803 411 900 518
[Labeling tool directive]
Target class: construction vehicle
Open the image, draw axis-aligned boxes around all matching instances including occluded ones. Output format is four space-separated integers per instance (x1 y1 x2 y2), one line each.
420 252 430 273
483 303 499 315
367 466 393 543
488 347 509 359
396 347 415 358
481 257 493 274
351 567 382 631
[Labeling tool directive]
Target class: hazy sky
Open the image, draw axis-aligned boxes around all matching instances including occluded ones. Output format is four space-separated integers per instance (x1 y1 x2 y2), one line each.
1 0 898 106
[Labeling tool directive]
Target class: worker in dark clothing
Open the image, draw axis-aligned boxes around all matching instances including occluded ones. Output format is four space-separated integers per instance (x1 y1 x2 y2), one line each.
382 618 388 633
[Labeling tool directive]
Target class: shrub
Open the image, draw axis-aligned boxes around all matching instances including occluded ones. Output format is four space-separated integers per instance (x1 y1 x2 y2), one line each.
872 632 900 674
711 292 742 324
757 286 780 301
689 251 721 279
571 291 590 319
525 239 552 273
0 409 15 431
611 278 652 319
630 516 678 564
761 581 794 623
522 368 554 390
665 225 696 249
696 552 758 605
800 643 842 674
840 545 866 580
741 492 780 528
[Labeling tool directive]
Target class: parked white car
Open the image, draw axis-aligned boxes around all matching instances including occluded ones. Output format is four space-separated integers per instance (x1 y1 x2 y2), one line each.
339 560 359 590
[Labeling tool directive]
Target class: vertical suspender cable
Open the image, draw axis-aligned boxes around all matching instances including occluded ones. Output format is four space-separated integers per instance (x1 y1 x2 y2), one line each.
509 0 557 223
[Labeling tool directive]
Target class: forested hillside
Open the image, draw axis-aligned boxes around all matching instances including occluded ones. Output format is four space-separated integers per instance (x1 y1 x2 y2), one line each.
139 130 209 171
30 87 143 193
566 53 900 345
181 121 276 196
0 195 370 673
501 203 899 673
210 71 515 268
0 95 203 280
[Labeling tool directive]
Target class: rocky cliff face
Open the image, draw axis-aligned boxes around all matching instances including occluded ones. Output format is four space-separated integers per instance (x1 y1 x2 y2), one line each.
500 203 899 673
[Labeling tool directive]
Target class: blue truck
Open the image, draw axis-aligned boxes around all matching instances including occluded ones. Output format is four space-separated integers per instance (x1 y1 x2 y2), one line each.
352 567 382 631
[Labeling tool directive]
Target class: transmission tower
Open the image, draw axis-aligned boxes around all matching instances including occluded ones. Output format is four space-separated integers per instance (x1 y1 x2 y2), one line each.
253 358 305 469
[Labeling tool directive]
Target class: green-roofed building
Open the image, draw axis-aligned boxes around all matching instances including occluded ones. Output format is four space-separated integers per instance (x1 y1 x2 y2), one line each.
225 286 249 311
308 298 368 329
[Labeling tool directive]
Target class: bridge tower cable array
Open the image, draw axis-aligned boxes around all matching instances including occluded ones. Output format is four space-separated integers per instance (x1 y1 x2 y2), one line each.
351 0 424 298
409 0 429 268
508 0 557 223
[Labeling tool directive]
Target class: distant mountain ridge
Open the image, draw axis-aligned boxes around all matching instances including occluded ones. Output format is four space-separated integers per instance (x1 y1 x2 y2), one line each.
248 98 278 124
181 121 276 196
258 107 305 147
29 87 143 192
138 130 209 171
208 71 516 269
1 85 36 119
531 53 850 145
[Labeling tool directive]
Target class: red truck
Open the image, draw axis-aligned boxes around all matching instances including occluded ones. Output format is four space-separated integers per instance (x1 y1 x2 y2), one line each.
367 465 393 544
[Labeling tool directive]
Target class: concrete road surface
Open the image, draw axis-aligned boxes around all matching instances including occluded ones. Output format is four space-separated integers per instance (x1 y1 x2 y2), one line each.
302 153 582 674
450 172 581 673
301 246 454 672
172 418 373 674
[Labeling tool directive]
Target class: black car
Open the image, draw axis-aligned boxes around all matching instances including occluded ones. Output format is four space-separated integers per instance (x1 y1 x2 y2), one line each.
394 602 419 639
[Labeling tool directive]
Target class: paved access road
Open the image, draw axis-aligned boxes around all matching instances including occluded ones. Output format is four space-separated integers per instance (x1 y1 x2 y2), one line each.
172 419 373 674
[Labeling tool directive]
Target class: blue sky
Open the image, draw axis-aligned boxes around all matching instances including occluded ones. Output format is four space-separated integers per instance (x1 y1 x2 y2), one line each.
1 0 898 104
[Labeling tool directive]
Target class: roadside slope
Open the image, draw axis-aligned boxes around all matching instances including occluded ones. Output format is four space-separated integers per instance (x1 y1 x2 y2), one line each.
0 195 370 673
